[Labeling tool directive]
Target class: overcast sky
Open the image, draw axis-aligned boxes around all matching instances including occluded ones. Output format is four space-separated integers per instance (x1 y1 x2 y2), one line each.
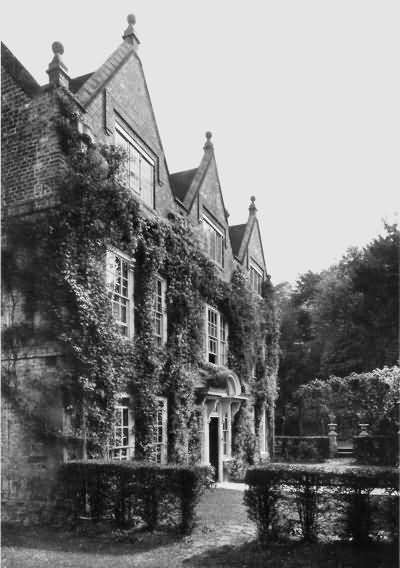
2 1 399 284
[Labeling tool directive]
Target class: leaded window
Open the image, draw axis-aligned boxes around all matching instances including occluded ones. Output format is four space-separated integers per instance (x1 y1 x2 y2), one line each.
115 122 155 208
203 214 224 266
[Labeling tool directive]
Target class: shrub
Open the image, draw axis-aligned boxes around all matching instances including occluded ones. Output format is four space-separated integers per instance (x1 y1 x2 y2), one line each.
354 435 398 466
244 463 398 545
274 436 330 463
57 460 212 534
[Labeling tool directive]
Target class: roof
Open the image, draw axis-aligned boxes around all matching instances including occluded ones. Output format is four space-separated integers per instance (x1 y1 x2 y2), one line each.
69 72 94 93
229 224 247 257
1 42 40 98
169 168 198 202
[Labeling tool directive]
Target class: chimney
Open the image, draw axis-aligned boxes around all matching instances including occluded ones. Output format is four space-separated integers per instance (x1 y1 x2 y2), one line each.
47 41 70 89
249 196 257 217
203 131 214 152
123 14 140 50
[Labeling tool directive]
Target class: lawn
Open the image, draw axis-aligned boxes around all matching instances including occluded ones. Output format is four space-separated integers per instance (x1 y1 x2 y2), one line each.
2 487 398 568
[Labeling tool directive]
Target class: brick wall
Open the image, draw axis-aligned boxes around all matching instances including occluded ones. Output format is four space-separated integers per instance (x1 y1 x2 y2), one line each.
1 66 65 215
1 354 64 524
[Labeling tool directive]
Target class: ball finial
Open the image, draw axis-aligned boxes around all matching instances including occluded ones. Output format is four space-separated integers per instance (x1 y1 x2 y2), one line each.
127 14 136 26
250 195 256 203
52 41 64 55
205 131 212 140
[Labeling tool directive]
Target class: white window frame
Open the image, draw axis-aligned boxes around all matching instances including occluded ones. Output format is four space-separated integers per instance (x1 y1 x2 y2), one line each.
205 305 228 366
151 397 168 464
106 249 134 338
109 394 134 461
115 122 155 208
152 276 167 346
249 260 264 296
203 213 224 267
222 411 229 457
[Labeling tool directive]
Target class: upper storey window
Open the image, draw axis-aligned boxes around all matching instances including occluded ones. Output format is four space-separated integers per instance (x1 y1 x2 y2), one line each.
203 214 224 266
152 277 167 346
115 122 155 208
206 305 227 366
249 260 263 296
106 250 134 337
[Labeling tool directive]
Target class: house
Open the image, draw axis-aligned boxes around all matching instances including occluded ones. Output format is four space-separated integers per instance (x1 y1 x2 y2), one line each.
1 15 279 523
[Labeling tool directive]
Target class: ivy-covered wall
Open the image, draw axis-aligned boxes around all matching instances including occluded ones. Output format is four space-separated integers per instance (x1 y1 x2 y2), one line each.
2 86 279 520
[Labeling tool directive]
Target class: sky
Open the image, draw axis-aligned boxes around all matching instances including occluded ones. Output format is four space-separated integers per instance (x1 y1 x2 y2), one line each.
2 1 399 284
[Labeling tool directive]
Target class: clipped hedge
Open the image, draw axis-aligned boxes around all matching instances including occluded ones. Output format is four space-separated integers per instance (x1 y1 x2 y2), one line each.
244 463 398 545
354 435 398 466
57 460 212 534
274 436 330 463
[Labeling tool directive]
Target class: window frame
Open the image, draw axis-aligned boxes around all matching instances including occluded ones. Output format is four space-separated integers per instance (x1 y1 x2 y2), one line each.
109 394 135 461
249 260 264 296
205 305 228 366
152 276 167 346
151 397 168 465
106 249 135 338
115 122 155 208
202 213 224 267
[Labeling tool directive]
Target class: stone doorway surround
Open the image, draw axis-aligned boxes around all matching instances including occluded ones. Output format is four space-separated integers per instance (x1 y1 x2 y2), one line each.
197 370 248 482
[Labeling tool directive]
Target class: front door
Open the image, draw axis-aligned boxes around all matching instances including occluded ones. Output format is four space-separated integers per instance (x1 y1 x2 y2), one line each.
209 417 219 481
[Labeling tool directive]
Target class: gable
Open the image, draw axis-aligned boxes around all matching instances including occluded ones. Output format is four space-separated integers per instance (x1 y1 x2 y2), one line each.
75 42 176 217
198 157 228 228
246 219 267 274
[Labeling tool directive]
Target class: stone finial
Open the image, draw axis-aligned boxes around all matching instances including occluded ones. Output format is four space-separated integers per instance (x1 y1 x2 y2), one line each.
203 131 214 151
249 195 257 216
47 41 70 89
123 13 140 50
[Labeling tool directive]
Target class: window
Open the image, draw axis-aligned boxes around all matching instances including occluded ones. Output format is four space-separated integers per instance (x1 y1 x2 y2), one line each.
259 408 268 454
203 214 224 266
110 396 134 460
151 397 167 464
106 251 134 337
249 261 263 295
222 412 229 456
206 306 228 366
115 122 155 208
152 277 167 345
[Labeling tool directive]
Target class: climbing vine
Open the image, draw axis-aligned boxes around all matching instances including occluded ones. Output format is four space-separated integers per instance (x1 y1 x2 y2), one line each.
2 90 279 464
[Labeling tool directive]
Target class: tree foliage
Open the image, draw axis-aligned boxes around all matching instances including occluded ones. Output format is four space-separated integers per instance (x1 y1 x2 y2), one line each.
276 224 399 432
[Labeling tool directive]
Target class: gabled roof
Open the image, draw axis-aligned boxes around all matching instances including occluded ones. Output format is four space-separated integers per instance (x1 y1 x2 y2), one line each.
1 43 40 98
75 41 134 108
169 134 229 226
229 224 247 257
169 168 198 202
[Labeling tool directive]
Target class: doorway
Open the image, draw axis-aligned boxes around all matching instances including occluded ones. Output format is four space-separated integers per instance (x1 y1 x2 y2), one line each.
209 417 219 481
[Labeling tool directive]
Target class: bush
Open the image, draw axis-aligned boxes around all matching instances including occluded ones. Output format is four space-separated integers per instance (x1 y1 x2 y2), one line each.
354 435 398 466
56 460 212 534
274 436 330 463
244 463 398 545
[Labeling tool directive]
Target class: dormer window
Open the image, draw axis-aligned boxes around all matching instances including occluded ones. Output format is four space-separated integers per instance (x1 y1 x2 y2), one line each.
203 214 224 266
249 260 263 295
115 122 155 208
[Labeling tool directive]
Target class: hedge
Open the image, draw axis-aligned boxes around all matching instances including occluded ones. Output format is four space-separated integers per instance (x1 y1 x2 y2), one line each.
274 436 330 463
354 435 398 466
57 460 213 534
244 463 398 545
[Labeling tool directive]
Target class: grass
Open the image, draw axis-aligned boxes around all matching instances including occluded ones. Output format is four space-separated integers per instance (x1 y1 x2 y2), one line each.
2 488 398 568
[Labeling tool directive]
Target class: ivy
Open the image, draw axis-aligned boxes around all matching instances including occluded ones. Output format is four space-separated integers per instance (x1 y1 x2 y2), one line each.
2 91 280 464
